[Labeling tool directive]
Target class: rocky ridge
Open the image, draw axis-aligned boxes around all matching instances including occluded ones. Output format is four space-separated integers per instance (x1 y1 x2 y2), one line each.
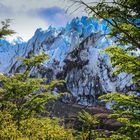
0 16 132 105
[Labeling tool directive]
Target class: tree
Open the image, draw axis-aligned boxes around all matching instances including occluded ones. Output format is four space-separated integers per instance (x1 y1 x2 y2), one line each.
0 19 15 47
0 53 65 129
70 0 140 83
0 111 74 140
99 93 140 139
78 110 100 140
70 0 140 139
20 117 74 140
0 20 73 139
71 0 140 48
0 19 15 39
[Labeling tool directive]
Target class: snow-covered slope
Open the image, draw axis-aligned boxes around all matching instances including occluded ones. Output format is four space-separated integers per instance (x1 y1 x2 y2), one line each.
0 16 132 105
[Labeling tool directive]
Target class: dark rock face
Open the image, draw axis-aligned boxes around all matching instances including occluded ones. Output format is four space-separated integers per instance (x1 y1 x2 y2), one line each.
0 17 132 105
29 33 131 106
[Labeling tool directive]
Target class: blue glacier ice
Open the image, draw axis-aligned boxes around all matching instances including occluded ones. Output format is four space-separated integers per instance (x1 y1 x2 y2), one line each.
0 16 132 105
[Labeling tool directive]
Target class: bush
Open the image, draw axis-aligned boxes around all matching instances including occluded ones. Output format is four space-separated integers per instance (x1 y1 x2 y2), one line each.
0 111 21 140
0 111 74 140
20 117 74 140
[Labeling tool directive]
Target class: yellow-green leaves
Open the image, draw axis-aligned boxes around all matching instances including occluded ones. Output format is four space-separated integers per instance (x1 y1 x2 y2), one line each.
20 52 49 68
78 110 99 127
0 112 74 140
78 110 100 140
0 19 15 39
104 46 140 84
0 53 66 130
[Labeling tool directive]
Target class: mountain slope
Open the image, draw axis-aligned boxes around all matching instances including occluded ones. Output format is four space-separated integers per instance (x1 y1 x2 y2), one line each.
0 16 131 105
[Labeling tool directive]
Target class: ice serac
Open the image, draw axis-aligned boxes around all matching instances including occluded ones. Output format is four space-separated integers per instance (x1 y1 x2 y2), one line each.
0 16 131 105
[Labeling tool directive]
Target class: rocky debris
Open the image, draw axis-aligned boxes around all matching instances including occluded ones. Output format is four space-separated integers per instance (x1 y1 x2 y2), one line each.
46 101 123 131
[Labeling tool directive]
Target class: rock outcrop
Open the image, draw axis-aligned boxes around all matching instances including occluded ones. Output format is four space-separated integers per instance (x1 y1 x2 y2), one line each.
0 16 132 105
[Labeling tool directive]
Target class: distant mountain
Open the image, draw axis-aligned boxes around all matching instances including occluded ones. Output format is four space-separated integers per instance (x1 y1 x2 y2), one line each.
4 35 25 45
0 16 132 105
0 34 25 45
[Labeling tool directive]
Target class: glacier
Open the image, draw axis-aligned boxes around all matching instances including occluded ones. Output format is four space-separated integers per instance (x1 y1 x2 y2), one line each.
0 16 132 105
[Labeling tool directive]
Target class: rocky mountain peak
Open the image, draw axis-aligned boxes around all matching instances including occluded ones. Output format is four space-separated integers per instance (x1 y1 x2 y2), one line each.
0 16 132 106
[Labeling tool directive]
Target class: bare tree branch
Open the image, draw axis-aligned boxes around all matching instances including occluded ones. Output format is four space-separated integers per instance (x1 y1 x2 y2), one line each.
69 0 140 49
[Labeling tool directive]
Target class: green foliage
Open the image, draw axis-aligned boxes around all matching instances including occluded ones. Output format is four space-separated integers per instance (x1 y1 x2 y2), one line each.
19 52 49 71
0 54 65 129
0 111 21 140
96 134 131 140
0 19 15 39
78 110 99 128
72 0 140 88
99 93 140 139
20 117 74 140
78 110 101 140
73 0 140 84
80 0 140 50
104 46 140 89
0 24 73 139
72 0 140 139
0 51 73 139
99 93 140 117
1 1 140 139
0 111 74 140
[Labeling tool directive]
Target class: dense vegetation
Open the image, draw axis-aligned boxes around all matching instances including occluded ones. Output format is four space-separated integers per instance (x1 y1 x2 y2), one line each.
0 21 73 139
0 0 140 139
72 0 140 139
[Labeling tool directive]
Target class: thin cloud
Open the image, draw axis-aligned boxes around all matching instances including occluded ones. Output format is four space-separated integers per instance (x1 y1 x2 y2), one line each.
0 2 14 17
37 6 73 27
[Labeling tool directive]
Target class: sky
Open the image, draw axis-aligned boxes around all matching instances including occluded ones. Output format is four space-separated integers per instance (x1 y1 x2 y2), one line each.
0 0 93 41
